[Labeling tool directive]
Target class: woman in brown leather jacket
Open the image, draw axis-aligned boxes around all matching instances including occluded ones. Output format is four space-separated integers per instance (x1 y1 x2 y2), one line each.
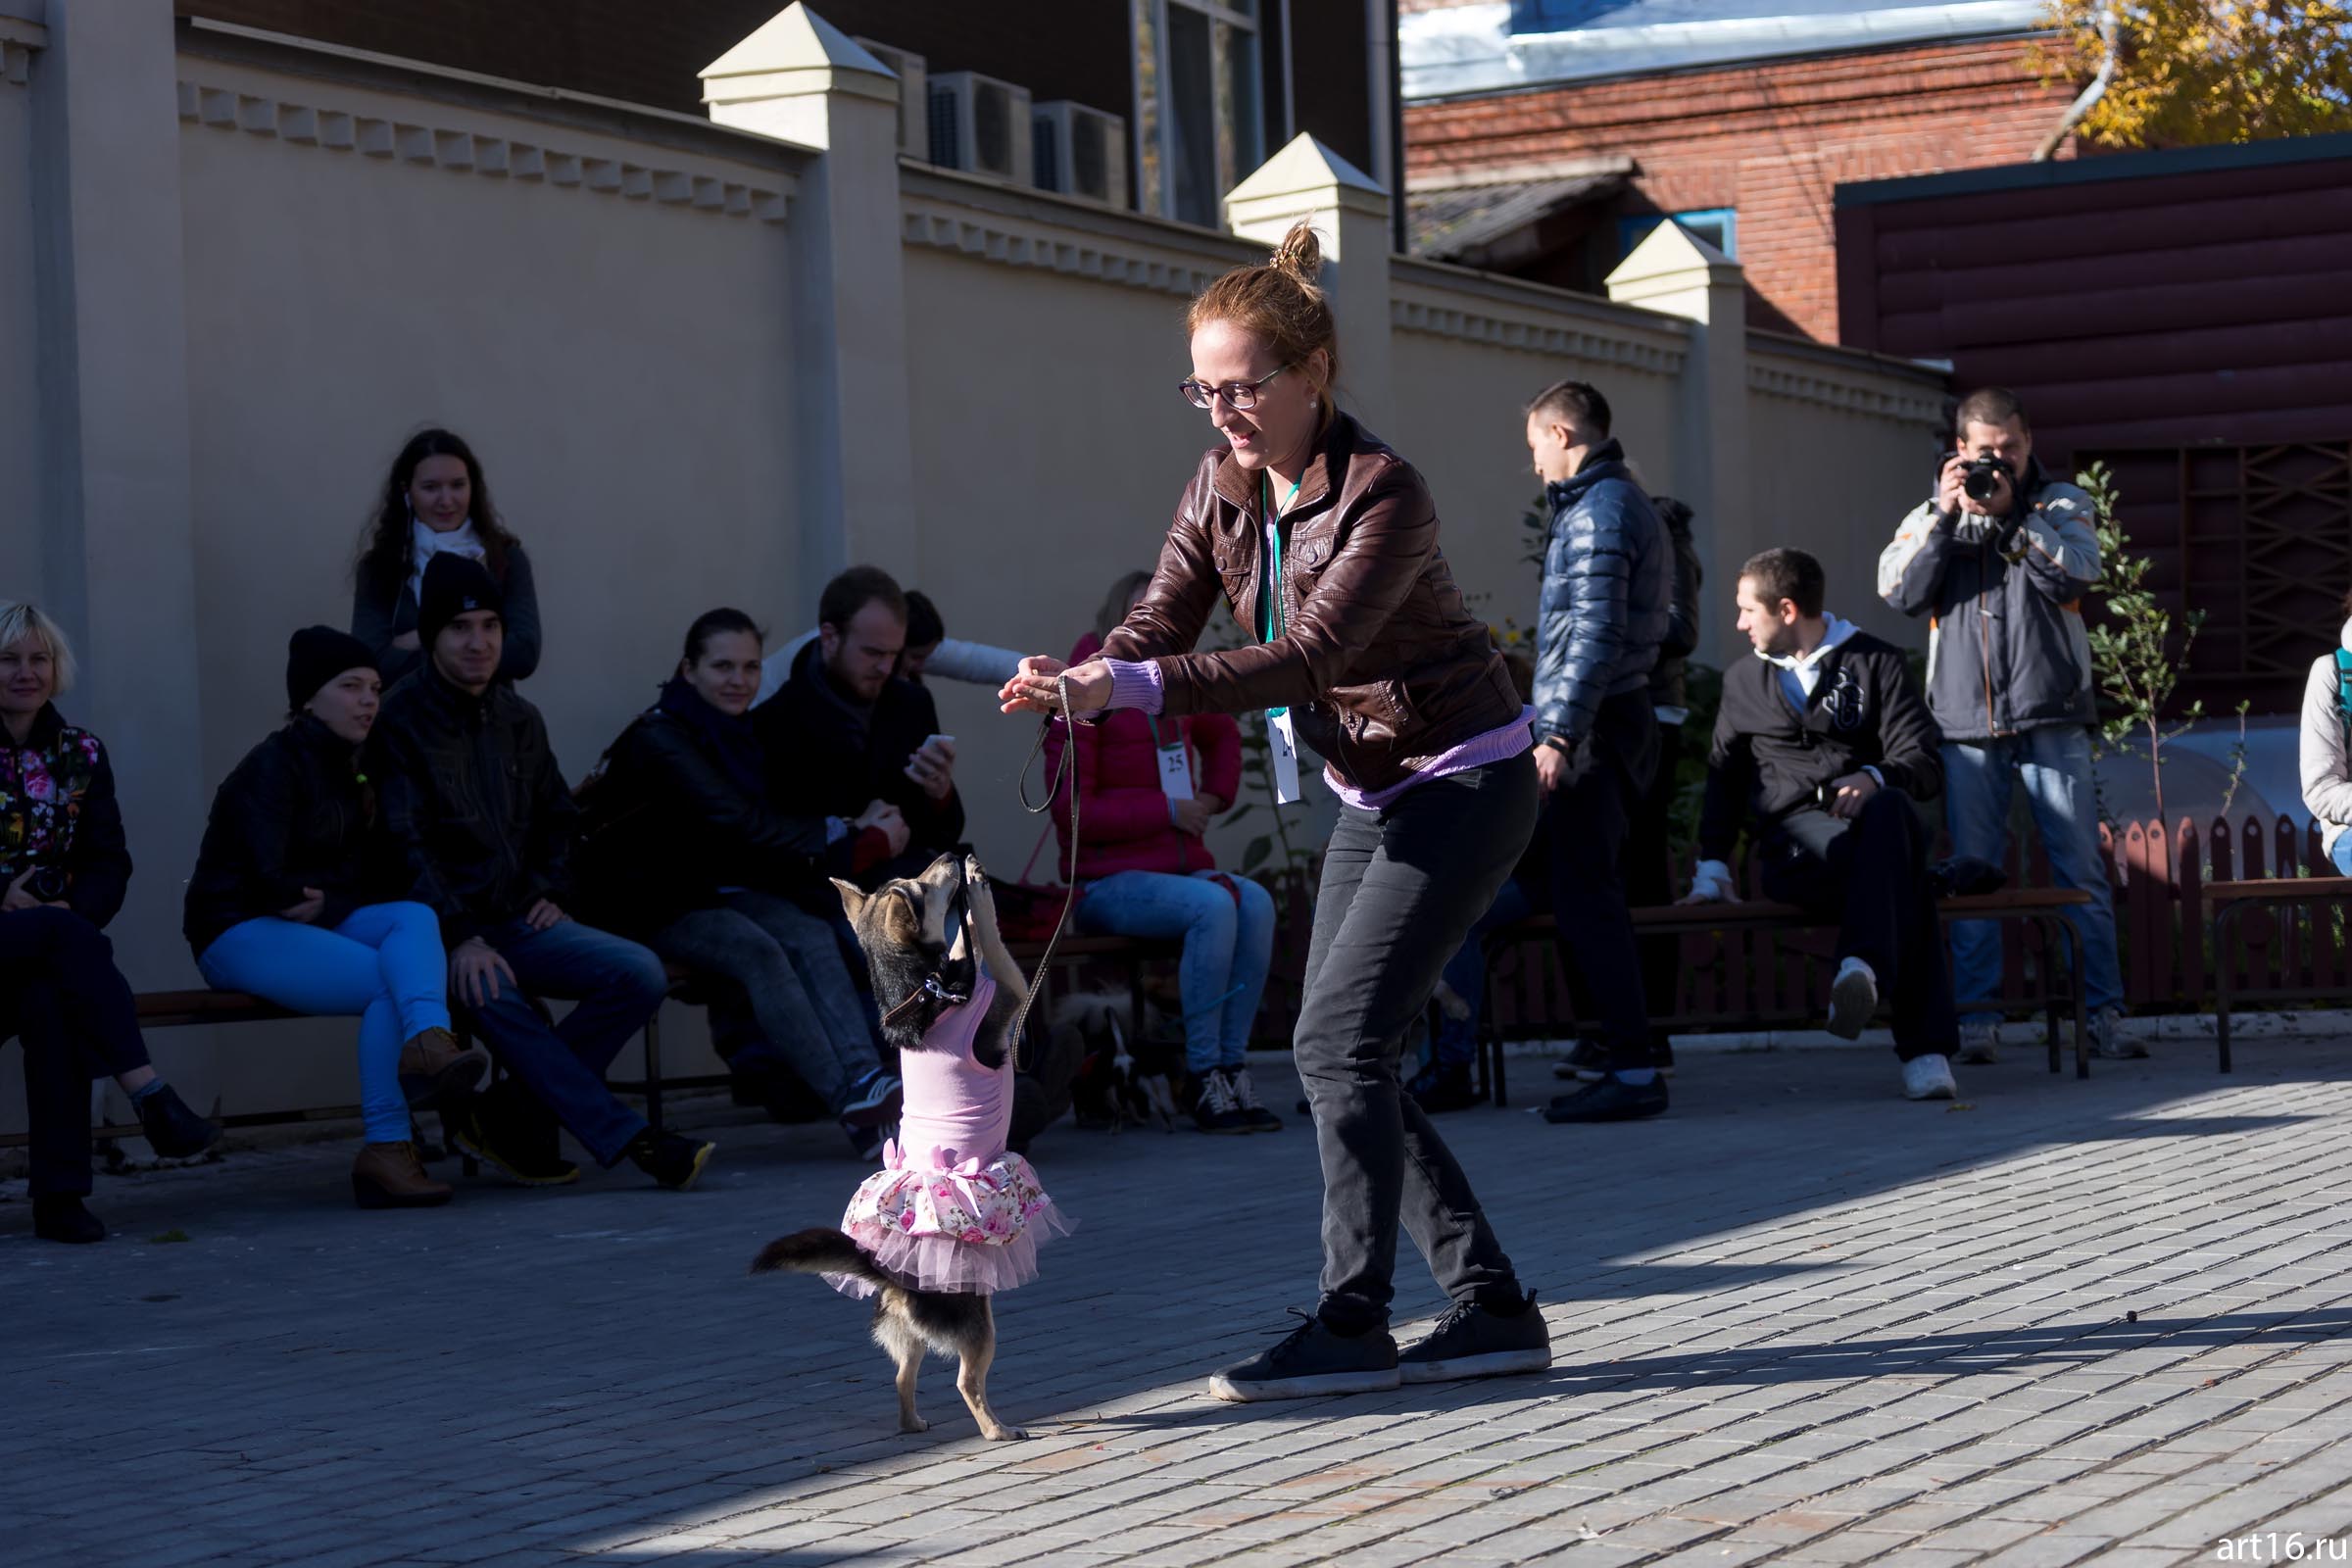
1001 223 1549 1403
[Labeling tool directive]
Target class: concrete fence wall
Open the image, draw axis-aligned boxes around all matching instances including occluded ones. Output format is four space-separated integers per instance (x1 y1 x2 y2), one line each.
1 0 1948 1133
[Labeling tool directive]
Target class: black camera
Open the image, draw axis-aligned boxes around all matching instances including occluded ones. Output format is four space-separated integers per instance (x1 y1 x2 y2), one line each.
1960 456 2013 504
24 866 69 904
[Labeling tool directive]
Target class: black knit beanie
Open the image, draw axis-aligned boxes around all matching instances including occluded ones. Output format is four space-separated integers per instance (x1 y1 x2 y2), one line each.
286 626 379 710
416 554 504 648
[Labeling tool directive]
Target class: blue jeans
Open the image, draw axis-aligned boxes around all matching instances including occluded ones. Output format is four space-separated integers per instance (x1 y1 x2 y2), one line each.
653 891 879 1114
199 903 451 1144
466 917 667 1166
2331 837 2352 875
1430 876 1538 1066
1076 869 1275 1072
1943 726 2125 1019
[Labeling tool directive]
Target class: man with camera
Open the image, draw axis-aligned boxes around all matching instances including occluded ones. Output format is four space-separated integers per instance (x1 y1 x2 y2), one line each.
1687 548 1959 1099
1877 386 2130 1061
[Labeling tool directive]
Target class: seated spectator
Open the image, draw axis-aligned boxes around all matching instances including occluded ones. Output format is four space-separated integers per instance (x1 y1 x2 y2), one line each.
754 586 1022 706
755 566 964 889
351 428 542 687
1682 549 1960 1102
1 602 217 1244
576 610 904 1158
184 627 483 1210
371 557 709 1190
1046 571 1279 1135
2299 592 2352 872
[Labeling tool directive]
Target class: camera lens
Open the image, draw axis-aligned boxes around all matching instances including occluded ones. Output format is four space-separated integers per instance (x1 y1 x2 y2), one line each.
1963 466 2001 503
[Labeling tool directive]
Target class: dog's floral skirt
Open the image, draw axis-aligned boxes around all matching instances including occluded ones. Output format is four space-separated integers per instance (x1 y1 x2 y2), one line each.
829 1140 1073 1298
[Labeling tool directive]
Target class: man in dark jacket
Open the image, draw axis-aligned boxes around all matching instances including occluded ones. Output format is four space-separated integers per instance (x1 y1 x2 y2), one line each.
1877 385 2126 1063
1523 380 1673 1125
1687 548 1960 1101
372 556 710 1190
754 565 965 892
1620 496 1702 1077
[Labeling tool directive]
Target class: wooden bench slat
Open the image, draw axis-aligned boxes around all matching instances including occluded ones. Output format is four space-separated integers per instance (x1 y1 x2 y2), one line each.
2205 877 2352 901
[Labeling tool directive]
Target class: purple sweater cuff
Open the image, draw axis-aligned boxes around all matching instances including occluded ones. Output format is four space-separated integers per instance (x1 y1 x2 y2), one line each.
1103 660 1165 715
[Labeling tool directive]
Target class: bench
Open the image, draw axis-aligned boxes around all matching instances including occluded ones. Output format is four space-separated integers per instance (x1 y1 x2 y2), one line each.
0 990 315 1152
619 933 1181 1134
1467 888 2095 1106
2205 876 2352 1074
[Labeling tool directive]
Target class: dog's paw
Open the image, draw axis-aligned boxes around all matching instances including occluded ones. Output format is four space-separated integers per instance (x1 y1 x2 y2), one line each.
900 1416 932 1434
982 1424 1030 1442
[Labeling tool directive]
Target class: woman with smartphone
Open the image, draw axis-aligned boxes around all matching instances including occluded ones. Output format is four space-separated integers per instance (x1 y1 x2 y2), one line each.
0 602 220 1244
575 609 903 1157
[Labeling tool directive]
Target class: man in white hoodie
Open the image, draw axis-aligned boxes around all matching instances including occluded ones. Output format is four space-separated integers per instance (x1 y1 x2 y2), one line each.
1684 549 1961 1100
2298 600 2352 872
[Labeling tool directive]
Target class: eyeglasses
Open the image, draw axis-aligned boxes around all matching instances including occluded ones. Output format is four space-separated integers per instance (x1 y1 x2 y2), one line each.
1178 364 1294 412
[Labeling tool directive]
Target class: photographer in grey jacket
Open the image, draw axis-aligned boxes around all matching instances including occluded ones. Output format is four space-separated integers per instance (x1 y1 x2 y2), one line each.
1524 380 1673 1123
1877 386 2132 1061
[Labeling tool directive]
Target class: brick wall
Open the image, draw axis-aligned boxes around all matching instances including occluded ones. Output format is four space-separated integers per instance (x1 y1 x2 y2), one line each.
1406 37 2082 339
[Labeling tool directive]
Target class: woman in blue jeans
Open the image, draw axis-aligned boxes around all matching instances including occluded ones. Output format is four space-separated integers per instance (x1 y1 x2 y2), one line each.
1045 573 1279 1134
184 628 481 1208
574 610 902 1158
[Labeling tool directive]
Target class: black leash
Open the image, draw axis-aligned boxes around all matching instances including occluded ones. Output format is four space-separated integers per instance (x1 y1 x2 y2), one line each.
1007 675 1079 1068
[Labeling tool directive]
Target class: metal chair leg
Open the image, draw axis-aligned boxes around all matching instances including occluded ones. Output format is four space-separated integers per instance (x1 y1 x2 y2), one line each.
643 1008 665 1137
2058 917 2089 1079
2215 903 2241 1074
2040 914 2062 1076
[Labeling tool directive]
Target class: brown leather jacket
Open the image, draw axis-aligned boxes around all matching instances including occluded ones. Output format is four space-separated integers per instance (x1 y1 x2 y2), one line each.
1101 411 1523 795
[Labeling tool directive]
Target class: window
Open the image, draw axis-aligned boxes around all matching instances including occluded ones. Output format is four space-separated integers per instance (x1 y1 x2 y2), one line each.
1133 0 1265 227
1619 209 1737 261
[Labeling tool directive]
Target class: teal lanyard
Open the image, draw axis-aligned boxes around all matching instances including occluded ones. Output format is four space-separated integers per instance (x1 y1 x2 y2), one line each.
1257 470 1303 645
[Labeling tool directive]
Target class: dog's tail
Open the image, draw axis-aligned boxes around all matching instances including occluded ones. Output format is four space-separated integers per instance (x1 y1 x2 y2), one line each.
749 1227 889 1289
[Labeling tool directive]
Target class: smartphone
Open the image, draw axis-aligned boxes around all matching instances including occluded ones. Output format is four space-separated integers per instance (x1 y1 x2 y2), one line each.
922 733 955 750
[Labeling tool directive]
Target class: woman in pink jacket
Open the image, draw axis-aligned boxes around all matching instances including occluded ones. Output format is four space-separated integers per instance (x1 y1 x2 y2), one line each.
1046 572 1280 1135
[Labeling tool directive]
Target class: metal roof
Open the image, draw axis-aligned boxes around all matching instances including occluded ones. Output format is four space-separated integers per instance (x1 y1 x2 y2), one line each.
1407 171 1627 259
1402 0 2049 97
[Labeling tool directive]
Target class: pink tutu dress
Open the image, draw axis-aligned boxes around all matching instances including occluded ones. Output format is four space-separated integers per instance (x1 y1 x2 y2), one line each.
832 974 1073 1298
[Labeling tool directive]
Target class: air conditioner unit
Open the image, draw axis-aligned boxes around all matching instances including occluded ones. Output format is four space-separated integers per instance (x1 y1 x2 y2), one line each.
928 71 1033 183
852 37 928 160
1032 101 1129 208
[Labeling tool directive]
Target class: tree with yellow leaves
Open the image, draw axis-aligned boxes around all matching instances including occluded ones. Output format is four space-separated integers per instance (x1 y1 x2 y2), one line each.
2034 0 2352 148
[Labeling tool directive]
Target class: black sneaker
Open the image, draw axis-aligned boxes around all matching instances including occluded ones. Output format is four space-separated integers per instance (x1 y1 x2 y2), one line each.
449 1102 580 1187
1225 1065 1283 1131
838 1067 904 1128
32 1195 106 1245
1193 1069 1251 1135
1543 1075 1669 1123
1398 1292 1552 1384
1552 1039 1611 1081
135 1084 221 1159
1207 1311 1401 1402
1404 1059 1481 1113
629 1131 716 1191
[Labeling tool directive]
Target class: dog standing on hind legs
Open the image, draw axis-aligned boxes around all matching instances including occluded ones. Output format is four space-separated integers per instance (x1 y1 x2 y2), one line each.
749 852 1072 1442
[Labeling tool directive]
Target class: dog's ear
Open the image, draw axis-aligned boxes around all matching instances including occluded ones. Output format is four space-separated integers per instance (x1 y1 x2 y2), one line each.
831 878 868 923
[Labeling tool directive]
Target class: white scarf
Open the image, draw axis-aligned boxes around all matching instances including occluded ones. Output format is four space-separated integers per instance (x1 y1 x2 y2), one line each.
407 516 486 606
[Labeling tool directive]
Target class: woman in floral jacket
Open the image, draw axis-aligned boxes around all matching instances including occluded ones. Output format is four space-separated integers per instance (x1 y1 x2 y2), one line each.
1 603 218 1244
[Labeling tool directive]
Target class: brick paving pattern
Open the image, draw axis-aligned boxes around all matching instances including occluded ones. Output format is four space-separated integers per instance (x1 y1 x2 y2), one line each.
10 1038 2352 1565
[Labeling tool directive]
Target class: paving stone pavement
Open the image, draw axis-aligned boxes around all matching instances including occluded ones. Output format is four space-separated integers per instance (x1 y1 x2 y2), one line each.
11 1035 2352 1567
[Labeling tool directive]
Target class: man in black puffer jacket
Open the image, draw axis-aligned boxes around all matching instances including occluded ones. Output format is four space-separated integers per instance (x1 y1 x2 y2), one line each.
1686 548 1960 1102
1524 379 1673 1126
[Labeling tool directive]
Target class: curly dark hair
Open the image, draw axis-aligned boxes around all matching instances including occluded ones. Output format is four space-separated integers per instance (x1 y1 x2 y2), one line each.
354 428 519 602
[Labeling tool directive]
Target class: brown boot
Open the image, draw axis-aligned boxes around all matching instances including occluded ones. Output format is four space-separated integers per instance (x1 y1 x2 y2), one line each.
352 1142 455 1208
399 1027 486 1108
